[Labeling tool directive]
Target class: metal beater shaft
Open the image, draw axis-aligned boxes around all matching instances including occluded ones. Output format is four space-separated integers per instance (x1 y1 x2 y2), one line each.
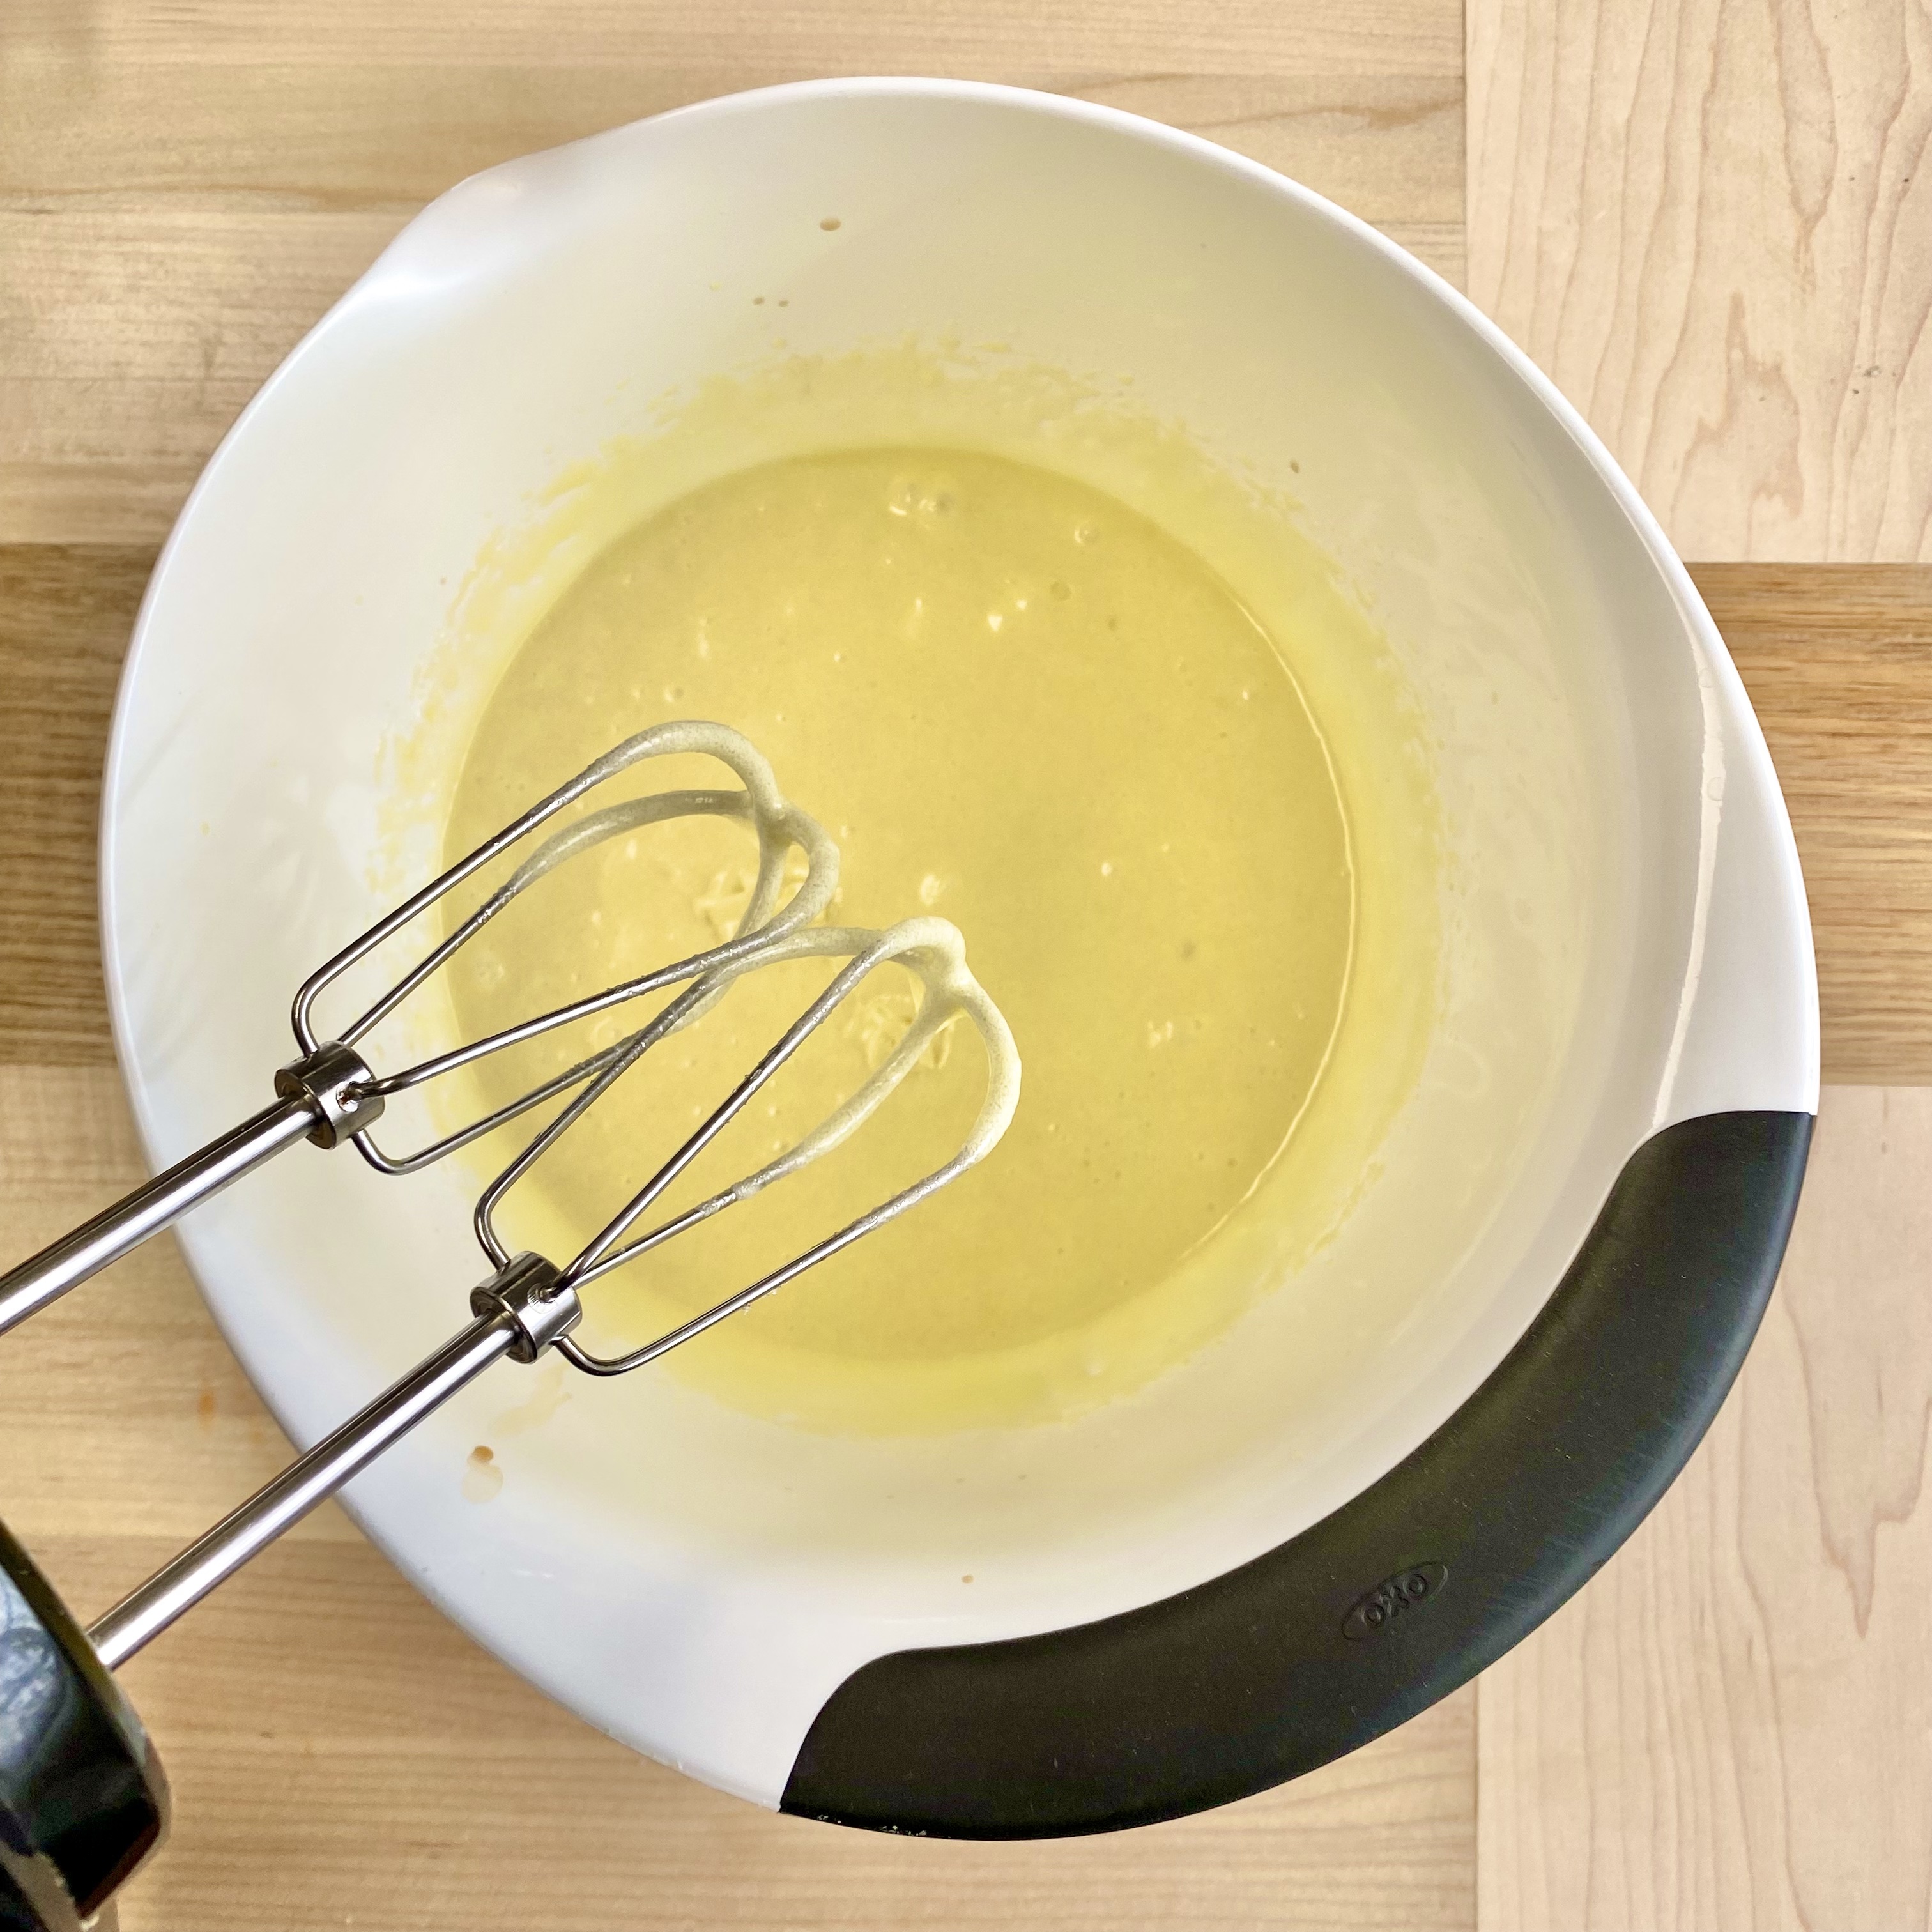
86 1254 579 1670
0 1043 378 1338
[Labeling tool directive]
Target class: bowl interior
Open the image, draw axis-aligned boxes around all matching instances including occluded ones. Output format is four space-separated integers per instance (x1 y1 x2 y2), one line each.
106 82 1715 1799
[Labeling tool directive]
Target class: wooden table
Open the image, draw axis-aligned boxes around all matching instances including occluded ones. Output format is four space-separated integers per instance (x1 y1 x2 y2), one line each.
4 6 1930 1928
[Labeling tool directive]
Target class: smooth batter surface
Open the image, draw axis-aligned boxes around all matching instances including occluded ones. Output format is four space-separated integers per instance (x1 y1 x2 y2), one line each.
441 447 1359 1431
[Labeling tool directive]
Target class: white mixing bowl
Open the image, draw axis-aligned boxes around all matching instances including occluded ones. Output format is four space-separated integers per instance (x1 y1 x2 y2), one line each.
103 80 1816 1832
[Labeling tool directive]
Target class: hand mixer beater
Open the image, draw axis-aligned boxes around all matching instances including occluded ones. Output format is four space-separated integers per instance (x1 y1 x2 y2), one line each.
0 723 1020 1932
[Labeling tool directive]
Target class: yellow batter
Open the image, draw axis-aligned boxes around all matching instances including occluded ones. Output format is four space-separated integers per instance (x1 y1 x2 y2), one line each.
438 445 1405 1432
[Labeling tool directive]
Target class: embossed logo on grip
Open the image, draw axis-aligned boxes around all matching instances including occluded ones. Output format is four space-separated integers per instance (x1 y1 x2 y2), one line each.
1341 1561 1448 1641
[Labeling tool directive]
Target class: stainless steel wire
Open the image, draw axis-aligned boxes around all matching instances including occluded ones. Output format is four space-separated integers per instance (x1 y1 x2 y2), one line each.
296 720 840 1174
487 915 1020 1375
0 721 838 1331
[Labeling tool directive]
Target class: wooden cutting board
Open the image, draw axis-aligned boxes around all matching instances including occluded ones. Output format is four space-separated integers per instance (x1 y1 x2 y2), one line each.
3 3 1929 1928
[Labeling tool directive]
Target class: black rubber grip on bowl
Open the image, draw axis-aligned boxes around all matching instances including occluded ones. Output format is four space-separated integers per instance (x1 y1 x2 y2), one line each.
780 1107 1812 1837
0 1521 168 1929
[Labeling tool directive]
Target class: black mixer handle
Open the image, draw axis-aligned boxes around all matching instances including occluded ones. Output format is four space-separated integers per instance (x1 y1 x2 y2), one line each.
0 1522 167 1932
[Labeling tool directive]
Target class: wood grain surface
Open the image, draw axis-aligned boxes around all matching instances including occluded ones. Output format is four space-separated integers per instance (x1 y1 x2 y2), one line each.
1711 562 1932 1082
1468 0 1932 565
4 1 1931 1928
0 0 1464 544
1468 3 1932 1927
